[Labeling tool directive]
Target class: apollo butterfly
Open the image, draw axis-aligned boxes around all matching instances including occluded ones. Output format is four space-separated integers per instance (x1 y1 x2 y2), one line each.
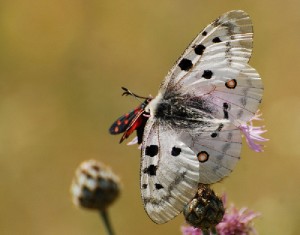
110 10 263 224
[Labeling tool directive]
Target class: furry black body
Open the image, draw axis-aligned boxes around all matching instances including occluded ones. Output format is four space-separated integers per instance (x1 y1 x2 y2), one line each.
153 93 216 128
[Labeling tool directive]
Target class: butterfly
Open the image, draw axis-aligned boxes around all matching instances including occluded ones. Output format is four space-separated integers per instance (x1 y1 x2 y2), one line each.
109 10 263 224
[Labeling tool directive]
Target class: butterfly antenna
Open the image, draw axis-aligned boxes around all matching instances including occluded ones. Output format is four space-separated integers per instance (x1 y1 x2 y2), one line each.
121 87 148 103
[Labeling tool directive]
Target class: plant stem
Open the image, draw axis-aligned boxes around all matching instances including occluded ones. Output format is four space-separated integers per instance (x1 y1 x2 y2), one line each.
211 227 218 235
99 210 115 235
202 229 210 235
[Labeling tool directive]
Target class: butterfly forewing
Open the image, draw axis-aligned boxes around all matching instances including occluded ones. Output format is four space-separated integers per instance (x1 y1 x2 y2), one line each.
141 118 199 224
161 10 262 125
161 10 253 90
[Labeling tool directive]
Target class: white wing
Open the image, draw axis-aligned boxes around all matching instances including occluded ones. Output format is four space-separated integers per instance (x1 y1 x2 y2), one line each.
141 117 241 224
141 10 263 224
141 118 199 224
160 10 263 125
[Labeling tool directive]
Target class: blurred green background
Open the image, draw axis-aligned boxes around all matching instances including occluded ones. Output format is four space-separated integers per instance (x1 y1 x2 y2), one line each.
0 0 299 234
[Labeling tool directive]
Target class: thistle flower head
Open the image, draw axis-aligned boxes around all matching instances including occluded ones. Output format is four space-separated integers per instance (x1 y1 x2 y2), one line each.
239 110 268 152
182 194 260 235
217 205 260 235
71 159 121 211
183 184 224 231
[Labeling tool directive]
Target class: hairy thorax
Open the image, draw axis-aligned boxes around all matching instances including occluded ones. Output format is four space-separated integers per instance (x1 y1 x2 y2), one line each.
148 92 217 128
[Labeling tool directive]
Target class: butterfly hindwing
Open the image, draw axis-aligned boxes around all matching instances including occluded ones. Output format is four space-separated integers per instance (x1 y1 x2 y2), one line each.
174 64 263 126
141 117 242 223
185 122 242 184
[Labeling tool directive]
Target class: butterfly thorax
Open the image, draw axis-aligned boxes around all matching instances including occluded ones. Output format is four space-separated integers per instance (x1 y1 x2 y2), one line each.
147 92 219 128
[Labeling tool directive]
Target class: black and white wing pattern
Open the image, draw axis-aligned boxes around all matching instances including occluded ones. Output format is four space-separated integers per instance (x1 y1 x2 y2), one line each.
140 10 263 224
161 10 263 125
141 118 241 223
141 118 199 224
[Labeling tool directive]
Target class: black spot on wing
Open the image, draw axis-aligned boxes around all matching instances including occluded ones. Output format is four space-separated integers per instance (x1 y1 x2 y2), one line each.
143 165 157 176
212 37 222 43
143 170 187 206
194 44 205 55
178 58 193 71
155 183 164 190
211 123 224 138
202 31 207 36
145 145 159 157
223 102 229 119
142 184 147 189
171 147 181 156
211 133 218 138
202 70 213 79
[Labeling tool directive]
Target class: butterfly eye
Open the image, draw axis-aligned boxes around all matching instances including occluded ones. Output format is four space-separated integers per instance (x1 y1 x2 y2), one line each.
197 151 209 163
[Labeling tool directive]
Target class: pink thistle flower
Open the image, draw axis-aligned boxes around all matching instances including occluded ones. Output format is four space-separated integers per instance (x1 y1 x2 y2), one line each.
181 226 202 235
239 110 268 152
182 195 260 235
217 205 260 235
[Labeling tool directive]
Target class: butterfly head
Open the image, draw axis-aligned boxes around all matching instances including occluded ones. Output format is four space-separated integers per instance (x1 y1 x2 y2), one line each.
144 92 163 117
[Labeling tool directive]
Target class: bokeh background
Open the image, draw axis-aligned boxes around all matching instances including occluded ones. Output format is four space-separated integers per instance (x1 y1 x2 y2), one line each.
0 0 299 234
